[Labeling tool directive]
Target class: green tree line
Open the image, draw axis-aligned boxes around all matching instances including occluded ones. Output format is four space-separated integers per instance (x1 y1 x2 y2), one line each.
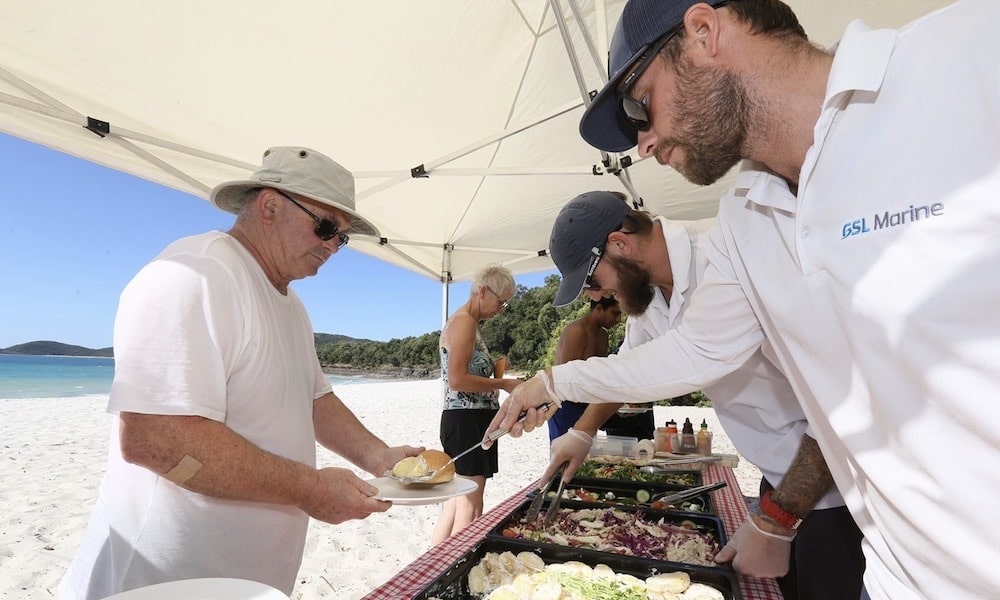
316 275 577 372
315 274 707 407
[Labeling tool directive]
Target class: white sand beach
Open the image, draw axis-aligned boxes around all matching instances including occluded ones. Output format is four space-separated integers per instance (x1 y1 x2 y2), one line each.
0 379 760 599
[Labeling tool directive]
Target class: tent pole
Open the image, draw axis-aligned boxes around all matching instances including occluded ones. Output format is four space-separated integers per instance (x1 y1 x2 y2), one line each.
549 0 592 101
562 0 607 84
441 279 450 330
441 244 453 329
355 100 581 201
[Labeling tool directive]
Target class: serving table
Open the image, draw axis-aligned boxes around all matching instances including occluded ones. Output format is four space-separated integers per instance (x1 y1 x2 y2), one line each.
362 463 783 599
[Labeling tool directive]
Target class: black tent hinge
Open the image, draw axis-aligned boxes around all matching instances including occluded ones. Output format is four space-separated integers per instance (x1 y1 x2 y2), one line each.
85 117 110 138
411 164 429 178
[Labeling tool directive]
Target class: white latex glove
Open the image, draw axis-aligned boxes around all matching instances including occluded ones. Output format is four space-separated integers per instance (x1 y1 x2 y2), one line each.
483 370 559 444
540 429 592 485
714 514 794 578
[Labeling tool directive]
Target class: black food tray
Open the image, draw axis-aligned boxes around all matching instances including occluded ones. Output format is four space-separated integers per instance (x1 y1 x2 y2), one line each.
487 498 730 574
527 478 716 514
573 461 704 486
413 536 739 600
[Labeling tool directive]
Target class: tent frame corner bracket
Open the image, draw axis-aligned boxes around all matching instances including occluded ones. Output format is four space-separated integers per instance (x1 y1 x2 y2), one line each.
85 116 110 138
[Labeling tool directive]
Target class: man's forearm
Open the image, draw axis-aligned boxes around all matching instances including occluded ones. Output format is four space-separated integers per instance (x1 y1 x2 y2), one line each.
120 412 318 508
313 391 388 474
573 403 624 436
767 435 836 518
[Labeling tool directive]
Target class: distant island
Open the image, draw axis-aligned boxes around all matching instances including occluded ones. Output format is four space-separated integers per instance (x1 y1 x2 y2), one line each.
1 277 577 382
0 334 376 360
0 336 438 380
0 341 115 358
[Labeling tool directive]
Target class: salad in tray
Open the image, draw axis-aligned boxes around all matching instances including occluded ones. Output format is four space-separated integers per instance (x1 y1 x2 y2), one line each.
499 507 720 567
443 550 725 600
576 459 700 486
549 486 708 513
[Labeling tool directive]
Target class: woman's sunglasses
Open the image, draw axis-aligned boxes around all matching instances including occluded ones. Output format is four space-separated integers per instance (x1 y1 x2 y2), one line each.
275 190 349 248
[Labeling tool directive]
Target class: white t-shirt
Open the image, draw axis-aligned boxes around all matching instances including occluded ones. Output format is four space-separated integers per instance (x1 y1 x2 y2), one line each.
60 232 332 599
615 217 842 510
553 2 1000 597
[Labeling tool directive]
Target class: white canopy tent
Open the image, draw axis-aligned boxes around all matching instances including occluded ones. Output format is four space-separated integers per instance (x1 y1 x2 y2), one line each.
0 0 952 321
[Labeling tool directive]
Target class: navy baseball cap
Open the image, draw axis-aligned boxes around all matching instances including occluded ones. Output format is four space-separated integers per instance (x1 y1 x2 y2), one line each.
549 191 630 307
579 0 731 153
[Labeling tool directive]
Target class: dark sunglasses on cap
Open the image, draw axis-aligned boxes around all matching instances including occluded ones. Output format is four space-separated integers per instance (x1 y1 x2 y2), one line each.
275 190 349 248
583 245 606 292
616 1 730 131
583 223 632 292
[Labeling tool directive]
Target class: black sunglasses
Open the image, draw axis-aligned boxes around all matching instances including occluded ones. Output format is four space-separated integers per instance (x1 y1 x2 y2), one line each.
583 223 634 292
583 245 606 292
274 190 349 248
616 2 729 131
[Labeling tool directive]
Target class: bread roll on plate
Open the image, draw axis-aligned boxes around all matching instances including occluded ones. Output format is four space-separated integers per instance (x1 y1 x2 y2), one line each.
391 449 455 484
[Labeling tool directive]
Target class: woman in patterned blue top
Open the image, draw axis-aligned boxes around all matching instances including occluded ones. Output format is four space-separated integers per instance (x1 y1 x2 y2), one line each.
431 264 521 545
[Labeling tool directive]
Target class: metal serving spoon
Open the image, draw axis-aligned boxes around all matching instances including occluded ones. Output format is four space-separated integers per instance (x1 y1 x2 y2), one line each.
387 402 554 485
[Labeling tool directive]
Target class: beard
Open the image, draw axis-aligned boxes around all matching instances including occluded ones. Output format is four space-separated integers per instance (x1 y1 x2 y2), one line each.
655 53 753 186
607 254 655 316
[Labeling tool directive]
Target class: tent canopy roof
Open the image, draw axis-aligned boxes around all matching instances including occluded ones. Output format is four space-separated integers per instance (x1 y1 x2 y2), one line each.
0 0 951 281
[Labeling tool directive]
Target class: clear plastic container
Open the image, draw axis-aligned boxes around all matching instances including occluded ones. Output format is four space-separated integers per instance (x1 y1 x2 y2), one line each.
589 434 638 457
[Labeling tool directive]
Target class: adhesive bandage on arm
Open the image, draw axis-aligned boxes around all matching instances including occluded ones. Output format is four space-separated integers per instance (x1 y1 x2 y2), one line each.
164 454 203 484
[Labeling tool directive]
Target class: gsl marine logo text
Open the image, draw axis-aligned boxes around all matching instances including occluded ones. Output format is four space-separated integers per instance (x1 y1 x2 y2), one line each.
841 202 945 239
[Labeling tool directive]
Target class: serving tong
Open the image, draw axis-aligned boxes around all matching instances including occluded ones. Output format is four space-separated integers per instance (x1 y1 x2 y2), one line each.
388 402 555 485
524 465 569 526
648 481 728 505
639 455 723 472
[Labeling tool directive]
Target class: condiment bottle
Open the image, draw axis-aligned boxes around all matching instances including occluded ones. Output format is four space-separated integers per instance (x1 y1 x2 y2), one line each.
696 418 713 455
655 423 670 453
666 419 680 452
680 418 698 453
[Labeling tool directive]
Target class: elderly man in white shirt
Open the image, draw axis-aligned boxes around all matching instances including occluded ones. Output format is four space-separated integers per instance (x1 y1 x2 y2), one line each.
487 1 1000 598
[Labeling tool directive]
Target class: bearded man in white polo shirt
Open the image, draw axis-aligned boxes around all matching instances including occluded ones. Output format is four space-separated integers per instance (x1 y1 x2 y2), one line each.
541 190 863 599
488 1 1000 598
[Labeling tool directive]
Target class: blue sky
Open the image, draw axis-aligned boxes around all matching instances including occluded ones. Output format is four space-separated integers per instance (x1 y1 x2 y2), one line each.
0 134 555 349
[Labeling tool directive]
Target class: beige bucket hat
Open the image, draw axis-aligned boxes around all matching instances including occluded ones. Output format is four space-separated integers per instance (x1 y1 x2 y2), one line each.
209 146 379 236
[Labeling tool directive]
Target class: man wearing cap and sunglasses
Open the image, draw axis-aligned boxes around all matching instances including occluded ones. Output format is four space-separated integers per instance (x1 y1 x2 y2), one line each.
488 1 1000 598
60 147 423 599
540 190 863 599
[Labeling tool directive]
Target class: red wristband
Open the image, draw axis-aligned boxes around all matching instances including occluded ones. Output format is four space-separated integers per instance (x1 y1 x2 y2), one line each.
759 490 803 530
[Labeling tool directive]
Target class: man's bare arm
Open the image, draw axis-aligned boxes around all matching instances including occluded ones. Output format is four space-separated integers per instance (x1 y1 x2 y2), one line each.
572 403 624 436
764 434 836 524
119 409 391 525
714 434 836 576
313 391 419 477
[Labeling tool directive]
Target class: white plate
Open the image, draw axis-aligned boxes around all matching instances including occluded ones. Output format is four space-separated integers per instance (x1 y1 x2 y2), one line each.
103 578 288 599
368 476 478 505
617 407 653 414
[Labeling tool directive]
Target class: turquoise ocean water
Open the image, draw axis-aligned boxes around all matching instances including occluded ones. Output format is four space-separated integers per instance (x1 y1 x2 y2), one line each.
0 354 380 400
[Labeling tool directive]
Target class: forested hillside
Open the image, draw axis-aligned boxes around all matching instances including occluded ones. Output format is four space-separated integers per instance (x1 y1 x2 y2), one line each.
0 341 114 357
316 275 595 374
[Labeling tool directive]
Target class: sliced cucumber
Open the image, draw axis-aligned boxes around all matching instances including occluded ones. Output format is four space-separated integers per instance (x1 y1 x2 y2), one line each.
635 489 651 503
